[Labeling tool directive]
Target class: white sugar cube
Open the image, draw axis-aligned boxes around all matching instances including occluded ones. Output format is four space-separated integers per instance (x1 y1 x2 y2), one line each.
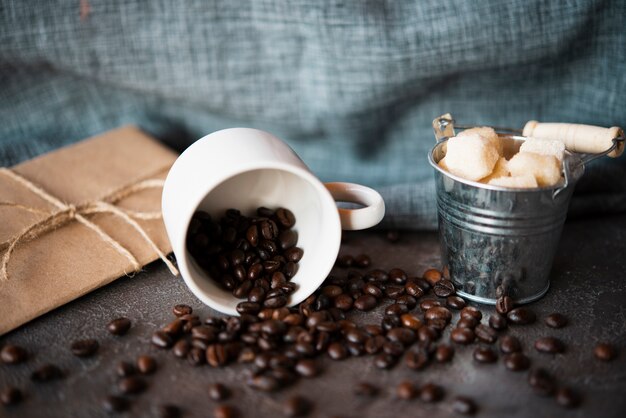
519 137 565 162
443 134 499 181
507 151 562 187
480 157 510 183
488 175 538 188
458 126 503 156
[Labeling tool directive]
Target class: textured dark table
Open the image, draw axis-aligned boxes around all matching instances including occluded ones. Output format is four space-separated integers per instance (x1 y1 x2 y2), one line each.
1 215 626 418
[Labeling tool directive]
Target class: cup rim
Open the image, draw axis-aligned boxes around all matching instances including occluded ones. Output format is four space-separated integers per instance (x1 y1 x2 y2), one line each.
174 160 342 315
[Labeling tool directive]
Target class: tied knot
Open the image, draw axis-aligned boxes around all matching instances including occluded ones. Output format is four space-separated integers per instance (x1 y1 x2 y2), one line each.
0 168 179 282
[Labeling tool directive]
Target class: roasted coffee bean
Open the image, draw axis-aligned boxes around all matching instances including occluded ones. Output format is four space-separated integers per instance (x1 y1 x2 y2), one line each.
594 343 617 361
354 382 379 397
405 281 425 298
423 269 442 286
236 302 260 315
354 295 377 311
556 387 581 408
260 219 278 240
188 347 207 366
173 340 191 358
418 326 439 343
163 319 184 337
488 314 507 331
385 303 409 316
364 336 386 355
446 296 466 310
396 381 418 400
434 279 455 297
457 317 478 329
427 318 448 331
474 324 498 344
31 364 63 382
495 296 514 314
137 355 157 374
450 328 475 345
107 317 131 336
435 344 454 363
206 344 228 367
420 383 444 403
247 374 280 392
460 306 482 321
534 337 565 354
173 304 193 317
264 295 287 309
333 294 353 311
275 208 296 228
345 328 369 344
208 383 231 401
382 314 402 332
336 254 354 267
545 313 568 328
384 285 405 299
387 328 416 346
405 348 429 370
473 346 498 363
528 368 555 396
388 268 407 284
503 352 530 371
282 395 312 417
374 353 397 369
364 324 384 336
116 361 137 377
452 396 477 415
327 342 348 360
354 254 371 268
152 331 174 349
118 376 147 394
499 335 522 354
278 230 297 251
420 299 442 311
363 283 383 298
425 306 452 322
507 307 536 325
157 404 182 418
0 386 22 406
214 404 239 418
101 395 130 413
1 344 28 364
192 325 217 342
295 359 319 377
400 313 422 330
322 285 343 298
284 247 304 263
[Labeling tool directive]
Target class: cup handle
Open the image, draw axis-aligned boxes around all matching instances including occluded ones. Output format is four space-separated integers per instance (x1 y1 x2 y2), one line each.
324 182 385 230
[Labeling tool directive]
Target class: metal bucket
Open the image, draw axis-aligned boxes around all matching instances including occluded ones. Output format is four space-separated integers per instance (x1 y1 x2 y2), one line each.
428 135 585 304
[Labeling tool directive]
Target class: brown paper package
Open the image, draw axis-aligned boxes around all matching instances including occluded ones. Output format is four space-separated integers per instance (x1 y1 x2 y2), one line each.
0 126 179 335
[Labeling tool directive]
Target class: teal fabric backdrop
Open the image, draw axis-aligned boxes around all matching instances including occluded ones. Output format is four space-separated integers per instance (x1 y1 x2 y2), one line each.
1 0 624 229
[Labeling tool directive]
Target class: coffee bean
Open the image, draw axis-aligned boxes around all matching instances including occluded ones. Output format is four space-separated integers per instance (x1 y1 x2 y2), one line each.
336 254 354 267
354 295 377 311
118 376 147 394
374 353 397 369
364 336 385 355
208 383 231 401
173 304 192 317
495 296 514 314
396 381 418 400
457 317 479 329
503 352 530 371
450 328 475 345
473 346 498 363
418 326 439 343
419 383 444 403
101 395 130 412
333 294 353 311
388 268 407 284
152 331 174 349
556 387 581 408
474 324 498 344
420 299 442 311
137 355 157 374
107 317 131 335
425 306 452 322
405 348 429 370
400 313 422 330
0 386 22 406
499 335 522 354
507 307 536 325
405 281 425 298
354 254 371 268
460 306 482 321
545 313 568 328
446 296 466 310
385 303 409 316
435 344 454 363
534 337 565 354
488 314 507 331
433 279 455 297
451 396 477 415
264 296 287 309
236 302 261 315
423 269 442 286
31 364 63 382
247 374 280 392
594 343 617 361
206 344 228 367
282 395 312 417
192 325 217 342
214 404 239 418
116 361 137 377
173 340 191 358
354 382 379 397
0 344 28 364
387 328 416 346
528 368 555 396
326 342 347 360
363 283 383 299
275 208 296 228
278 230 297 251
70 339 99 358
295 359 319 377
157 404 182 418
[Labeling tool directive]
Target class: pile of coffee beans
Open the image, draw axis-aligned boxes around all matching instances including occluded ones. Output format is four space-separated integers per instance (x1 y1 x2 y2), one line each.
1 242 621 416
186 208 303 314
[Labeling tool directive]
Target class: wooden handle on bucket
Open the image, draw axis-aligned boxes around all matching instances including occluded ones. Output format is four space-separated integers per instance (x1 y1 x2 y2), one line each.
522 121 624 157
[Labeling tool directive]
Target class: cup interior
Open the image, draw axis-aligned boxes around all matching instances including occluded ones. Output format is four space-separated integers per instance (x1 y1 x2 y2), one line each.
181 166 341 315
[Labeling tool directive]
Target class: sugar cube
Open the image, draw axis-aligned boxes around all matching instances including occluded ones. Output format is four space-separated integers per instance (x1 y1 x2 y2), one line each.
479 157 510 183
507 152 562 187
443 134 499 181
458 126 503 156
519 137 565 162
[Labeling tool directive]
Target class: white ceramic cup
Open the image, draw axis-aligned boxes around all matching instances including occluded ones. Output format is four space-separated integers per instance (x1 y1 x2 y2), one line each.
162 128 385 315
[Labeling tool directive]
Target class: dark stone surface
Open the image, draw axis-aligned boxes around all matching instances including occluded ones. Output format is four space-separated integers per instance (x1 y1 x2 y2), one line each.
1 215 625 417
